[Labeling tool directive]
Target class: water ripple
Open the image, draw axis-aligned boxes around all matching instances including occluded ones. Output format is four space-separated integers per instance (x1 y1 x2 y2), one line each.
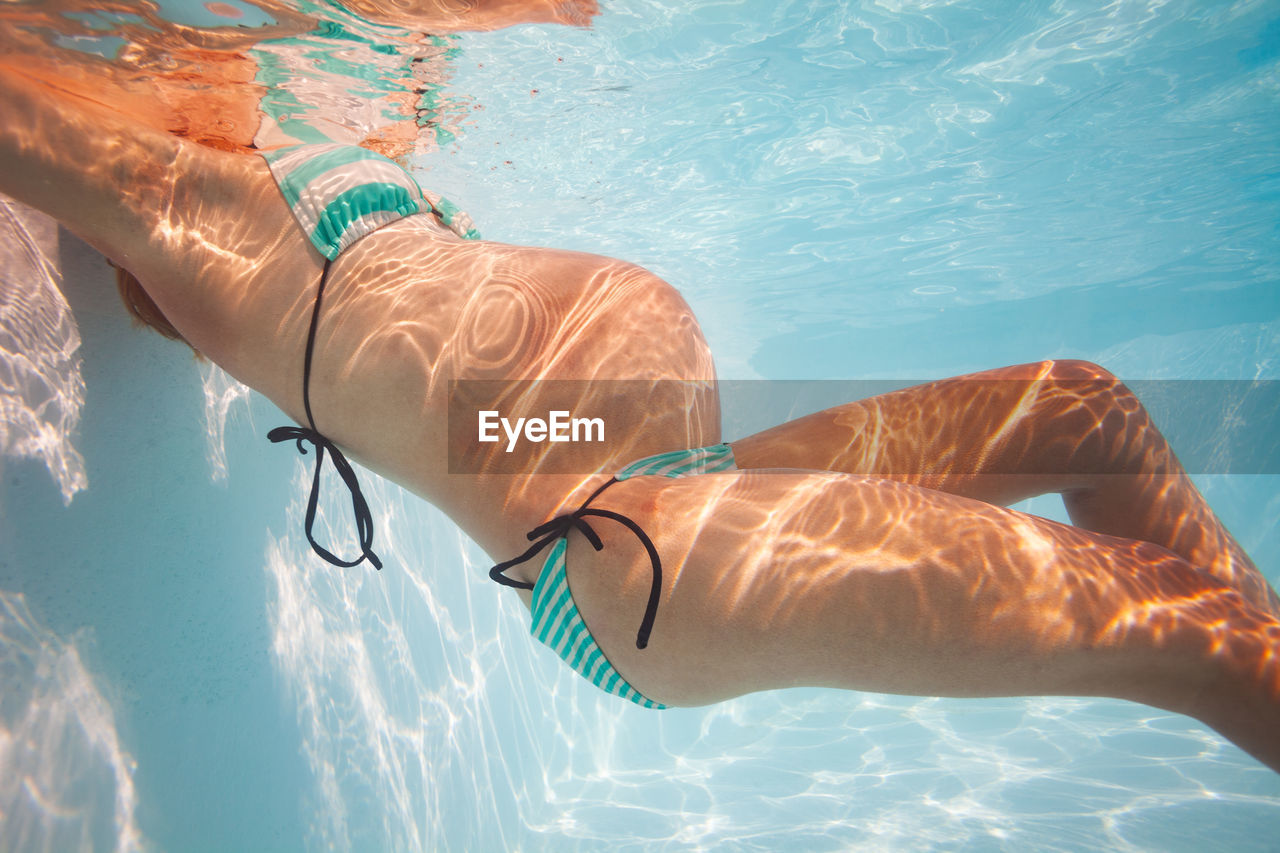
0 196 87 504
199 362 253 484
451 0 1280 379
0 591 143 853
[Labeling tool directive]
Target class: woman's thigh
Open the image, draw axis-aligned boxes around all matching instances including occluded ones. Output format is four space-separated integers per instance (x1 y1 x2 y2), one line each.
559 469 1261 714
730 360 1137 505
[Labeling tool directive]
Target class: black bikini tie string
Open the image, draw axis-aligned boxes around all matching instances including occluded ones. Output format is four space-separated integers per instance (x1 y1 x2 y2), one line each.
489 477 663 649
268 425 383 570
269 257 383 571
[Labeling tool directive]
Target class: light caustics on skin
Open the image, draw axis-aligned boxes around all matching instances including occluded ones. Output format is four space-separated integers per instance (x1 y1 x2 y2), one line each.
583 467 1277 691
257 215 722 540
437 251 722 479
731 360 1278 616
0 0 519 157
0 1 1278 849
3 1 1277 762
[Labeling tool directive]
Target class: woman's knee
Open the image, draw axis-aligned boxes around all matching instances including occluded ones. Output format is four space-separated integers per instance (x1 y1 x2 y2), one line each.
1034 360 1161 474
1040 358 1113 380
1035 359 1143 418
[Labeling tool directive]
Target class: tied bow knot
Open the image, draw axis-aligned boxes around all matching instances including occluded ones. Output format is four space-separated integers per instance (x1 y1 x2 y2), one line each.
269 258 382 573
524 512 606 552
488 478 662 650
268 424 383 571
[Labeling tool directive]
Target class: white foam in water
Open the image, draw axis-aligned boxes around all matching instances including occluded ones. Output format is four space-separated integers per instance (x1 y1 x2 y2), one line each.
0 591 144 853
0 196 87 505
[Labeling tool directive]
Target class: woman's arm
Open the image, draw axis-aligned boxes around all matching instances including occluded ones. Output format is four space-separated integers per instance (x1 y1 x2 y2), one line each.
0 65 321 390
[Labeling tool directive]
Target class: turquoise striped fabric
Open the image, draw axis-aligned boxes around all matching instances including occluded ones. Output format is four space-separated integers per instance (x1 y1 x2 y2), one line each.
422 190 481 242
530 539 666 709
261 143 479 260
528 443 738 709
616 443 737 481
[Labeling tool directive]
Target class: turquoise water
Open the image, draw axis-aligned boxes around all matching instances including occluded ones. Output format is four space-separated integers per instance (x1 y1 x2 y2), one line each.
2 0 1279 850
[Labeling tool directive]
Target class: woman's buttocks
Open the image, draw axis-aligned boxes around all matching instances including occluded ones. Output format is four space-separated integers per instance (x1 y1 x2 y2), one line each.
316 224 720 520
342 216 714 390
458 249 714 381
449 244 722 478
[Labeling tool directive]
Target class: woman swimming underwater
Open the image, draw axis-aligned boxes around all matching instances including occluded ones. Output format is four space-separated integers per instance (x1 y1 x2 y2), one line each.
1 59 1277 770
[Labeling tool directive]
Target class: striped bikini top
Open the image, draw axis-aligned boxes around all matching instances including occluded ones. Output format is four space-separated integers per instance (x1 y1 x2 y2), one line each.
260 142 479 260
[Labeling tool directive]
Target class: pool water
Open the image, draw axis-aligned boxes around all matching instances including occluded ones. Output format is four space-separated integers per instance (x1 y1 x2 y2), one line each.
2 0 1279 850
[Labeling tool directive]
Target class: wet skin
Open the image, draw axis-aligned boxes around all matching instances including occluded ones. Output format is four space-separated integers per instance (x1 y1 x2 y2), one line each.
0 0 597 154
0 63 1276 771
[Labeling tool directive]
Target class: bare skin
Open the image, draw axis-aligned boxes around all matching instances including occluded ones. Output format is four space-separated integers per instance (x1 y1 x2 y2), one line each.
1 66 1276 771
731 361 1279 614
0 0 596 153
341 0 599 30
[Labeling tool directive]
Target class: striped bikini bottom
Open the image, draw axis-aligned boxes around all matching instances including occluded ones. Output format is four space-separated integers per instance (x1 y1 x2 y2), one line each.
489 444 739 708
258 145 736 707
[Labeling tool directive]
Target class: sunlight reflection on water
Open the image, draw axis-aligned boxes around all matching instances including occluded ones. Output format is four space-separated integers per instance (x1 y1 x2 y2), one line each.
0 198 86 505
0 591 143 853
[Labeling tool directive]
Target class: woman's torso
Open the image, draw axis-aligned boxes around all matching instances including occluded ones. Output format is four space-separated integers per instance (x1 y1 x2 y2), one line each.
231 211 722 564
